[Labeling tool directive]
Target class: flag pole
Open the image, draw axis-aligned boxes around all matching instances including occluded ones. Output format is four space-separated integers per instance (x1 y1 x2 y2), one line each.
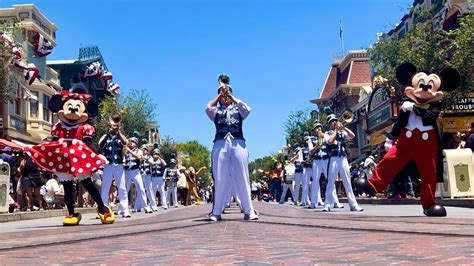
340 19 345 55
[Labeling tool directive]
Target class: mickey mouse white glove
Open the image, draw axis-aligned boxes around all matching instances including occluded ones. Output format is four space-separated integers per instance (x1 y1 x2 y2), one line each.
401 101 415 112
384 138 393 152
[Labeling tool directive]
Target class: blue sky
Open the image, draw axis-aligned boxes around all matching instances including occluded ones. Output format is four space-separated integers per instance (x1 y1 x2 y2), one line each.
2 0 413 160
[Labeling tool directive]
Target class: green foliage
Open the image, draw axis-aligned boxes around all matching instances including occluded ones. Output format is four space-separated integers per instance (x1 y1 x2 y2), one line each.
369 10 473 104
176 140 211 185
0 18 20 102
158 135 178 164
283 108 328 151
95 89 156 141
248 155 277 182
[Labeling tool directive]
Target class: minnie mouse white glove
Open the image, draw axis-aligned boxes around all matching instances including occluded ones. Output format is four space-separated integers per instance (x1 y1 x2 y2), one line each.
384 138 393 152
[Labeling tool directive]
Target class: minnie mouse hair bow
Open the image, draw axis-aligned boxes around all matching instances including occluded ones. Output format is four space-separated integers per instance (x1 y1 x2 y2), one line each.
60 90 92 103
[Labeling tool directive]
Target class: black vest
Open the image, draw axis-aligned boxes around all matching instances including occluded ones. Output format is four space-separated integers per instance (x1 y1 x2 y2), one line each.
327 131 348 157
214 104 244 142
151 159 164 177
165 168 178 181
302 147 312 168
140 154 151 176
124 148 140 170
311 136 329 160
102 134 123 165
294 161 303 173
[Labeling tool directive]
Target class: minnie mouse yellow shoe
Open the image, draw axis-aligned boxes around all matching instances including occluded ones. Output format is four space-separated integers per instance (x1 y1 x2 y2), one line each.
98 205 115 224
63 213 82 226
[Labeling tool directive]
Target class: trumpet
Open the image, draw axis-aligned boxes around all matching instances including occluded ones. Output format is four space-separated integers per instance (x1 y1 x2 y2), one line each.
337 111 353 127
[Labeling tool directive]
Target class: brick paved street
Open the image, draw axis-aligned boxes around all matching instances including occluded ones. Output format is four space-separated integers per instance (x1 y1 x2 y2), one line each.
0 201 473 264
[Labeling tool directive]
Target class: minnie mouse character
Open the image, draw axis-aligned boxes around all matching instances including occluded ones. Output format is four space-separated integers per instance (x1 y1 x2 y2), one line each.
355 62 460 217
24 89 114 225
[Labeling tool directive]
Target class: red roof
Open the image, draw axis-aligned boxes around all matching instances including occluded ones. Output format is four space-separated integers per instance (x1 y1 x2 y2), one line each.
0 138 23 151
320 66 338 98
319 60 372 99
349 61 372 84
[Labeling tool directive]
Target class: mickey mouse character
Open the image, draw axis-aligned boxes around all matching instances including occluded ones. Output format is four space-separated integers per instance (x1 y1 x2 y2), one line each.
356 62 460 216
24 89 114 225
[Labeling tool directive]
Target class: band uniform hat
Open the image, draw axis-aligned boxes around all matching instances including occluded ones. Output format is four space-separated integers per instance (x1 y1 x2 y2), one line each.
170 158 177 164
141 144 149 151
327 114 337 124
152 149 161 156
129 137 139 144
313 121 323 129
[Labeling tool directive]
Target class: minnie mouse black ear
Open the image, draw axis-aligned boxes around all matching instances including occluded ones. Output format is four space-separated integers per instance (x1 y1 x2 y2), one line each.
86 99 99 117
48 94 63 113
396 62 417 86
439 67 460 92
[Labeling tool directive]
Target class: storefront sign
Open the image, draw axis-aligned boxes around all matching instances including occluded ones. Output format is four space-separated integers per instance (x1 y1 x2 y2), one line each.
369 124 393 146
450 97 474 112
368 107 390 130
442 116 474 133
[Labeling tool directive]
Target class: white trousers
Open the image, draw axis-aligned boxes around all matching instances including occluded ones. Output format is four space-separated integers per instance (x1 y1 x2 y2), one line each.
225 185 241 207
325 156 358 207
151 176 167 207
293 172 304 203
166 186 178 206
101 164 128 213
311 159 340 205
211 139 254 216
302 167 312 205
279 181 295 203
125 169 148 210
142 174 156 208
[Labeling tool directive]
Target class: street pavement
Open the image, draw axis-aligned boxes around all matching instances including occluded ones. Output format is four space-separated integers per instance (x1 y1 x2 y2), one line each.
0 201 473 264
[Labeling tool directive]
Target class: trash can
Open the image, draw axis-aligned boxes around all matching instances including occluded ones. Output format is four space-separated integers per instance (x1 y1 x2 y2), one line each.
441 149 474 199
0 161 10 213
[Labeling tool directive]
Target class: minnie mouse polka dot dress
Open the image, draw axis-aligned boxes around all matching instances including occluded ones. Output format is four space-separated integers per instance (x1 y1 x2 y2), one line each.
24 122 105 179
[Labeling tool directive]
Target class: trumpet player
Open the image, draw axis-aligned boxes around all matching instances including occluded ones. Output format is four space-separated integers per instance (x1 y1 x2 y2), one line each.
124 136 152 213
323 114 363 212
301 132 312 206
98 114 130 217
307 121 327 208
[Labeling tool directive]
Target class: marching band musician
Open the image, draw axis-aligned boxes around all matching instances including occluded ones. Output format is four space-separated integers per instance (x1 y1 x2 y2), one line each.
98 114 130 217
124 136 152 213
139 141 157 211
163 158 179 208
290 143 305 205
205 73 258 221
301 132 312 206
307 121 326 208
279 159 296 204
323 114 363 212
149 148 168 210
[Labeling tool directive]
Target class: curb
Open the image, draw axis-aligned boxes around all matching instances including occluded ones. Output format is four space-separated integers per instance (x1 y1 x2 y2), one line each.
339 197 474 208
0 207 98 223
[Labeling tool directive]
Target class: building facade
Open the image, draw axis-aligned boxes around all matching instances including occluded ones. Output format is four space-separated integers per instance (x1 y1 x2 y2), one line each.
0 4 61 145
310 50 372 161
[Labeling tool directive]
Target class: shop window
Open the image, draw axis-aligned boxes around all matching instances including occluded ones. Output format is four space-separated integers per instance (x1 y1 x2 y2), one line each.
30 91 39 118
43 94 50 122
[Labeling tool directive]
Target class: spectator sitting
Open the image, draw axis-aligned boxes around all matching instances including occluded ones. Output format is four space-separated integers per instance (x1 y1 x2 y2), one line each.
43 174 64 208
451 132 466 149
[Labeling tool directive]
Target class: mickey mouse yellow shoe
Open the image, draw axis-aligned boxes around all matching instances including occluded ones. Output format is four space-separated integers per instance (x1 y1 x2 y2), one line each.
63 213 82 226
98 205 115 224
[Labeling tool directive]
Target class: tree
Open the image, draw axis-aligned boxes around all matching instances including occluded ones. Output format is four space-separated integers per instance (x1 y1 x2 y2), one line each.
95 89 157 141
248 155 277 182
176 140 211 185
283 108 329 151
369 8 473 104
158 135 178 164
0 18 20 102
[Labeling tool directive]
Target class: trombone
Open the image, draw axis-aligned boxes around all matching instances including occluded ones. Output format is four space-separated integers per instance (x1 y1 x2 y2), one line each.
337 111 353 127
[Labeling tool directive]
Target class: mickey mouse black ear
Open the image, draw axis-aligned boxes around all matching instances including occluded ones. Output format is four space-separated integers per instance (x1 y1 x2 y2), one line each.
439 67 460 92
396 62 417 86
